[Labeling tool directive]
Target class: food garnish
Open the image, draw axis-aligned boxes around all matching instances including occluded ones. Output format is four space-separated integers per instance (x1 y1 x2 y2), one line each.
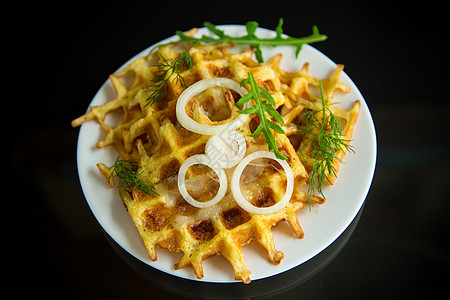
109 156 159 200
175 78 249 135
162 18 327 63
177 153 228 208
298 81 354 206
231 151 294 215
145 50 192 106
176 130 247 209
236 72 287 160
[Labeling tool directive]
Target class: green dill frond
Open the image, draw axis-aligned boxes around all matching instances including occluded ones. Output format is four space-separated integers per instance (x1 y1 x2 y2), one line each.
297 81 353 208
109 156 159 200
145 50 192 106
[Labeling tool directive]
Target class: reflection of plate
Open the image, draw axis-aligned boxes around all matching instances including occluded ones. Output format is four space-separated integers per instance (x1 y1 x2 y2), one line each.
76 25 377 283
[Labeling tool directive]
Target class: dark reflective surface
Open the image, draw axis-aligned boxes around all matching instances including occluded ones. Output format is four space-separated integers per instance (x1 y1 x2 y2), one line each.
20 2 448 299
105 205 363 299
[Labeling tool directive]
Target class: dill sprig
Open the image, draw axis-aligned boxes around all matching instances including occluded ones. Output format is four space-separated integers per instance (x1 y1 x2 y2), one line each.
145 50 192 106
236 72 287 160
109 156 159 200
298 81 354 206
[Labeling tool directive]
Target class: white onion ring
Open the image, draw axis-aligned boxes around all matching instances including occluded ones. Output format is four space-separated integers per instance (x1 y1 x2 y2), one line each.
205 130 246 169
177 154 227 208
231 151 294 215
176 78 249 135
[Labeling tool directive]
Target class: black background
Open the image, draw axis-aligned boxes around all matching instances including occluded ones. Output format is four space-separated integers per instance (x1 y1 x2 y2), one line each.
14 1 449 299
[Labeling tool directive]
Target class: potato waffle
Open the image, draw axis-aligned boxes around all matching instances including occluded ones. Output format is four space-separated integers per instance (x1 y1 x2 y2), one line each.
72 32 359 283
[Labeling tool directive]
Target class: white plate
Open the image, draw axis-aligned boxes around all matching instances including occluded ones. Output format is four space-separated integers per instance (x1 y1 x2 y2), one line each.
76 25 376 283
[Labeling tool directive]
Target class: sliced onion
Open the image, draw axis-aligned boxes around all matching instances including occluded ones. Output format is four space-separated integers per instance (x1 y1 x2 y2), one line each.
205 130 246 169
178 154 227 208
176 78 249 135
231 151 294 215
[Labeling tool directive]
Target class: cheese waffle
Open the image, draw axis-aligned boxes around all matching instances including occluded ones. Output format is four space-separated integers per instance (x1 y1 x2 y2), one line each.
72 35 359 283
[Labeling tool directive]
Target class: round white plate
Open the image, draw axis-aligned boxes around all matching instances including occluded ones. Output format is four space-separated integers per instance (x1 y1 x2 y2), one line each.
76 24 377 283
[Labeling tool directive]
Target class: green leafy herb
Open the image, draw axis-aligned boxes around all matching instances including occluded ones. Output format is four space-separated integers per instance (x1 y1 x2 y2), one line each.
236 72 287 160
172 18 327 63
109 156 159 200
298 81 354 206
145 50 192 106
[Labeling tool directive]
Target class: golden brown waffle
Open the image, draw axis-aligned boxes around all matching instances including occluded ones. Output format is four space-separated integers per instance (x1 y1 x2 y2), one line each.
276 62 360 184
72 35 359 283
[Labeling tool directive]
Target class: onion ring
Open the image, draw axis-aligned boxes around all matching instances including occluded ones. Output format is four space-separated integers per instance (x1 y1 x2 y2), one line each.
177 154 227 208
231 151 294 215
176 78 249 135
205 130 246 169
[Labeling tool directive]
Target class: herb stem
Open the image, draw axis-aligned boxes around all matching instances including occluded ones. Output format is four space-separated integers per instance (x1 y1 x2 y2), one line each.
236 72 287 160
145 50 192 106
109 156 159 200
298 81 354 207
160 18 326 63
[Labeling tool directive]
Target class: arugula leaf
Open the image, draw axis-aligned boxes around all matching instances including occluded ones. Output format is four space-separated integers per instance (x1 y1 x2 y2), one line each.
172 18 327 63
236 72 287 160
